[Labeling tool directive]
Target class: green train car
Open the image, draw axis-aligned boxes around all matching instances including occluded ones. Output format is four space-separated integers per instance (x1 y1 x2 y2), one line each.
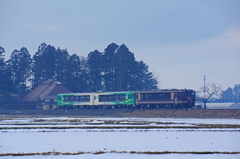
57 92 135 109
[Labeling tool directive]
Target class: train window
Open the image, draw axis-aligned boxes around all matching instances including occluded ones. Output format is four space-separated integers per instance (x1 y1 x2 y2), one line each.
158 94 162 100
145 94 149 100
181 92 194 97
63 96 68 102
85 95 90 102
84 96 88 102
108 95 113 102
120 94 126 101
75 96 78 102
75 96 79 102
103 95 107 102
68 96 74 102
160 93 164 100
99 95 106 102
72 96 75 102
114 95 118 101
78 95 90 102
106 94 124 102
77 96 81 102
79 96 83 101
182 92 188 97
155 94 159 99
141 94 148 100
174 93 178 99
75 96 77 102
80 95 84 102
160 93 170 100
138 92 172 101
113 95 118 101
167 93 170 100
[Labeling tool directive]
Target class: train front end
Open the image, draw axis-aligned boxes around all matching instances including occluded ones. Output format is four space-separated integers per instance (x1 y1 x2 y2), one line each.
179 89 195 109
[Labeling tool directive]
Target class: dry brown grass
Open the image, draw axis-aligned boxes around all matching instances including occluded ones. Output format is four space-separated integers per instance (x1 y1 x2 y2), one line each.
1 123 240 130
130 109 240 118
1 109 240 118
1 151 239 156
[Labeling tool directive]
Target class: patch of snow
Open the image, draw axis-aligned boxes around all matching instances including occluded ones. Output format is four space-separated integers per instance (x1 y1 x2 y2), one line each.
1 128 239 153
1 153 240 159
0 117 239 159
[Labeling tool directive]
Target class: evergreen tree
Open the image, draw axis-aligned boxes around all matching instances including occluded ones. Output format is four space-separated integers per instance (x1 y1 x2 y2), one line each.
55 47 70 85
65 54 89 92
79 56 89 92
112 44 136 91
221 87 234 102
0 46 4 64
101 43 159 91
29 42 159 93
7 47 32 93
102 43 119 91
32 43 57 88
233 84 240 102
0 90 15 108
0 46 12 91
33 43 72 88
87 50 102 92
135 61 158 91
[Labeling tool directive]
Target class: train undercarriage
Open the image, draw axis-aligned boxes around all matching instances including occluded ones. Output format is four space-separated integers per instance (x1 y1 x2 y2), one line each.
59 103 194 110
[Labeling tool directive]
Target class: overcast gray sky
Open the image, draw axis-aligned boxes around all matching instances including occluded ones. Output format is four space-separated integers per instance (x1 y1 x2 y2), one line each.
1 0 239 91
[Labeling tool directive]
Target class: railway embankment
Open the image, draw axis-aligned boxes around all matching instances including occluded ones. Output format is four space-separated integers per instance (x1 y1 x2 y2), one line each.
0 109 240 119
128 109 240 119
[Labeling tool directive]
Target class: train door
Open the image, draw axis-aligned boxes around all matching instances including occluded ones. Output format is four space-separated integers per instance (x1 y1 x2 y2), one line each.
174 93 178 104
171 92 174 100
92 93 98 106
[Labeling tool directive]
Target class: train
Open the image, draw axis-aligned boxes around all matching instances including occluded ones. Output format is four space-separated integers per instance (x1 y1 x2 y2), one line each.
57 89 195 109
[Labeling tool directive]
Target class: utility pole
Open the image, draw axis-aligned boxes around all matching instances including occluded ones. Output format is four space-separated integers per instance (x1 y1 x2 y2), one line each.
204 75 206 99
203 75 206 109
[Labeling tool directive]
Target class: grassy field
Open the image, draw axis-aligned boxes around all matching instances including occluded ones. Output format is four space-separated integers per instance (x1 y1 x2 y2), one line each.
129 109 240 118
0 109 240 118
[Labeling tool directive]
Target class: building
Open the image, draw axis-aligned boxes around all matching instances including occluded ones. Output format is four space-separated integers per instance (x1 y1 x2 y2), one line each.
196 103 240 109
20 79 72 109
42 95 58 110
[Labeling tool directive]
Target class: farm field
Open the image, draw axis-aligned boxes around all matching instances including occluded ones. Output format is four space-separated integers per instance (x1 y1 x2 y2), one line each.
1 109 240 118
0 116 240 159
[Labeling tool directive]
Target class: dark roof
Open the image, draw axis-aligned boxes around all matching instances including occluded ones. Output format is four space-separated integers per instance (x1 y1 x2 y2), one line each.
20 79 72 102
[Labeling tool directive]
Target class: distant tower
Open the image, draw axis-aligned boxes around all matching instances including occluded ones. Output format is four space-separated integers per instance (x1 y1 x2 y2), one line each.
203 75 207 109
204 75 206 99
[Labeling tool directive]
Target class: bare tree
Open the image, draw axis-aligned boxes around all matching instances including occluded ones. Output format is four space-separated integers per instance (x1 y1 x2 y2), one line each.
198 83 222 109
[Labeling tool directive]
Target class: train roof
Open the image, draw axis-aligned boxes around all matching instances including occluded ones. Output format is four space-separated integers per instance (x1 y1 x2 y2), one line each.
58 89 195 96
135 89 195 93
58 91 135 96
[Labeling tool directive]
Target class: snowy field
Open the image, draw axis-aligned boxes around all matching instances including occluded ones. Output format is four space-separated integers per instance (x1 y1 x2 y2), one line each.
0 116 240 159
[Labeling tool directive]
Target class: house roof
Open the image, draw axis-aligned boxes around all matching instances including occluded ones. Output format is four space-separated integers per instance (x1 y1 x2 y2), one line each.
20 79 72 102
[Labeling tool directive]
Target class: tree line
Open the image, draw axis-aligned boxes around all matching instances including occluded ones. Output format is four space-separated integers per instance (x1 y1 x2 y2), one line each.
197 83 240 106
0 42 158 94
220 84 240 103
